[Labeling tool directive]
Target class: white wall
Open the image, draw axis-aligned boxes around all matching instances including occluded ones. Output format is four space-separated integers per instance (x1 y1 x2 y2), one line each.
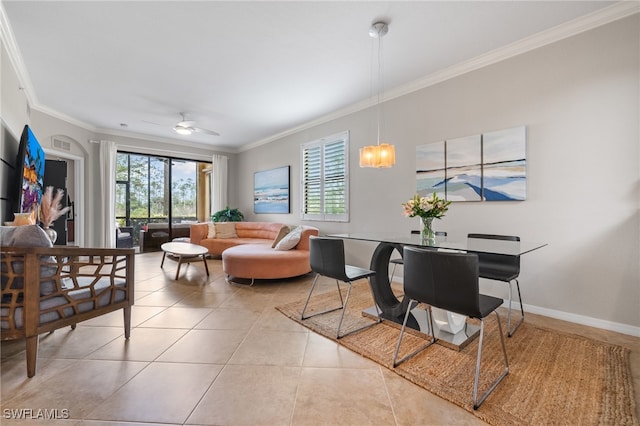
236 15 640 332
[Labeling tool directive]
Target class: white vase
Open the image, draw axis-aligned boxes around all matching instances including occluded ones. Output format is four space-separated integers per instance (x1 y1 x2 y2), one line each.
43 226 57 243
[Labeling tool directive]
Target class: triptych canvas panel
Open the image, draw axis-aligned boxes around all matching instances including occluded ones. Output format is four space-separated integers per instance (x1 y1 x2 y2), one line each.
416 126 526 201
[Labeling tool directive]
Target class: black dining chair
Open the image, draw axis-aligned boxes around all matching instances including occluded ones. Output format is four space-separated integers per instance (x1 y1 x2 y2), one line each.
468 233 523 337
301 236 381 339
392 247 509 410
388 230 447 283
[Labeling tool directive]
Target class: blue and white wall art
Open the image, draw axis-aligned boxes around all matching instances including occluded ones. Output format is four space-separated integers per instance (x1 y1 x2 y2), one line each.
482 127 526 201
416 126 526 202
254 166 290 213
416 140 446 198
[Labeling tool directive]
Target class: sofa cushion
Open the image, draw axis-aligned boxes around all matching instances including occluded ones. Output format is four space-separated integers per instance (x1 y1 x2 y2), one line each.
215 222 238 239
0 225 57 296
275 226 301 251
1 276 127 329
1 225 52 248
207 222 216 238
272 225 291 248
222 243 312 279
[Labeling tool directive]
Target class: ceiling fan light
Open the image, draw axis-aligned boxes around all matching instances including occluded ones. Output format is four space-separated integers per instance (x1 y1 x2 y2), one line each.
174 126 192 135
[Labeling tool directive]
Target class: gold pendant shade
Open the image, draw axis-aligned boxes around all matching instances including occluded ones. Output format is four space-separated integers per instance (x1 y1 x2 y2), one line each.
359 143 396 168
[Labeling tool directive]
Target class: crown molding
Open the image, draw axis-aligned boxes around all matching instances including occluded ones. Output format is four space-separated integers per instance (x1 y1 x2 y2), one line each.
0 2 35 108
383 1 640 104
239 1 640 152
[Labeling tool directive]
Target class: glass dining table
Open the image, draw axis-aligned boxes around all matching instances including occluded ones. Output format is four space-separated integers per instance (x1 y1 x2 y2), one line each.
329 232 547 350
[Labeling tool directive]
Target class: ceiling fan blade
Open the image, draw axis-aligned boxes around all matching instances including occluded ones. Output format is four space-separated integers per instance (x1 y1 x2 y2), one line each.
193 127 220 136
142 119 165 126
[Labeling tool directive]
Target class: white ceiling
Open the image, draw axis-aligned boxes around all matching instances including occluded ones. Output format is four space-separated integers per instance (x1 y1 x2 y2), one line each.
2 1 627 152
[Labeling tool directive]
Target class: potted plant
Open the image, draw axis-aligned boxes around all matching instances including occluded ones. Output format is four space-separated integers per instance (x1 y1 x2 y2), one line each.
211 207 244 222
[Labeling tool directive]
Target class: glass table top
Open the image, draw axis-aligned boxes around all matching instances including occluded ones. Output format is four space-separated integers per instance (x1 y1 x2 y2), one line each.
329 233 547 256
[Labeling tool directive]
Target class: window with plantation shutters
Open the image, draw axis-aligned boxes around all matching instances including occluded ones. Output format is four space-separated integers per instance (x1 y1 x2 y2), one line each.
301 132 349 222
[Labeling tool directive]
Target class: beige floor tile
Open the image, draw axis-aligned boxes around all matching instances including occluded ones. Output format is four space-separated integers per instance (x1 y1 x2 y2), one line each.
134 279 169 292
2 359 148 419
199 278 240 295
134 291 153 301
187 364 300 425
78 422 166 426
156 329 246 364
194 307 262 330
1 356 77 400
302 332 379 369
161 276 214 290
1 419 81 425
80 305 166 328
228 329 308 366
136 306 212 329
86 327 188 361
218 289 277 311
134 290 186 307
173 291 234 308
254 306 312 333
86 362 222 424
36 326 125 359
381 367 486 425
1 339 27 359
291 366 396 425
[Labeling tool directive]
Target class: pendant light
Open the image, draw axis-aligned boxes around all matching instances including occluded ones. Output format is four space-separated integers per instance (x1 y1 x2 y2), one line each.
359 21 395 168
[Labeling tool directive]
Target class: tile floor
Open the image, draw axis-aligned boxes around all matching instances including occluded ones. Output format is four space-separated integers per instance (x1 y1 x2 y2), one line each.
1 251 639 425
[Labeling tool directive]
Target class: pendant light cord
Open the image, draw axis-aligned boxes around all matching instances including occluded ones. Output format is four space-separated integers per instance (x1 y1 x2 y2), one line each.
376 26 383 146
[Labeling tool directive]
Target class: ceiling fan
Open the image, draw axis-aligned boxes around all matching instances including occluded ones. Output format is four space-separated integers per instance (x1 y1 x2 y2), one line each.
172 113 220 136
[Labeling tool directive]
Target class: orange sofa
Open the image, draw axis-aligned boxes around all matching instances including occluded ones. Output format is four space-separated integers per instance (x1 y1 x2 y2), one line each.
189 222 319 283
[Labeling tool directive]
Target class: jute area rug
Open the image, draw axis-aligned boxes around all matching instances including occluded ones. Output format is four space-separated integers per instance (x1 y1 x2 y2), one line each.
276 281 638 426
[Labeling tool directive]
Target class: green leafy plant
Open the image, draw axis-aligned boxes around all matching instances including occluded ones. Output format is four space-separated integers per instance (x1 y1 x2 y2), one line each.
211 207 244 222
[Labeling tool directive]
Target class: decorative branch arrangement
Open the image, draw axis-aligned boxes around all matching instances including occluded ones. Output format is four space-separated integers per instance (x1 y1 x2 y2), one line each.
40 186 70 228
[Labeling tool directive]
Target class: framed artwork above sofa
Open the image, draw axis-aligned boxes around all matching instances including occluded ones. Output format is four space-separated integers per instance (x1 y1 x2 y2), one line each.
254 166 290 214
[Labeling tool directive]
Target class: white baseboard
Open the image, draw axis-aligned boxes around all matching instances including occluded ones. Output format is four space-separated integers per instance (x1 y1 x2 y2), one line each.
507 301 640 338
393 276 640 337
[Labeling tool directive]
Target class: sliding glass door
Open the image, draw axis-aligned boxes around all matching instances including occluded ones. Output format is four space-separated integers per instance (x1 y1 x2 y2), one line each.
116 152 209 248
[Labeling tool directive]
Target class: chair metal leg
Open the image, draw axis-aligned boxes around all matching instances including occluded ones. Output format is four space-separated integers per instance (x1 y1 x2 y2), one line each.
507 279 524 337
389 262 398 283
336 278 382 339
335 282 352 338
393 302 435 367
301 274 344 320
472 312 510 410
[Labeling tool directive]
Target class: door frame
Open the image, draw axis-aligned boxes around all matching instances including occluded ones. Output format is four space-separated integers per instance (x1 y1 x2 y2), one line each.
44 148 85 247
